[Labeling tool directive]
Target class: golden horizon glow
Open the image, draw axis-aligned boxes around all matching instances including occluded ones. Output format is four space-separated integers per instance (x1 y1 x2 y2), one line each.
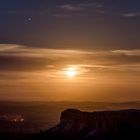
66 67 77 78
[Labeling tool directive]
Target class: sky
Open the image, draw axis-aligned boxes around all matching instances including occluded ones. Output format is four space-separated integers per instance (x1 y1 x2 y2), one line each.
0 0 140 102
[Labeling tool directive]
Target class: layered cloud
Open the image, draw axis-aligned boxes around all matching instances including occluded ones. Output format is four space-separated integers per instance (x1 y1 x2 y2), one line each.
0 44 140 75
0 44 139 101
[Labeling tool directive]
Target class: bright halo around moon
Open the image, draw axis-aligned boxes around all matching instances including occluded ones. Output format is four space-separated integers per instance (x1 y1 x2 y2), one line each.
66 67 77 78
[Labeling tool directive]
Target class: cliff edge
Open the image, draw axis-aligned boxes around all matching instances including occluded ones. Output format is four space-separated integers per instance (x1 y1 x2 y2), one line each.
44 109 140 140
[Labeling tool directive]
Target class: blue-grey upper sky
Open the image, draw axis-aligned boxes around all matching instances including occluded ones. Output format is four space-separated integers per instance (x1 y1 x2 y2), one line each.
0 0 140 49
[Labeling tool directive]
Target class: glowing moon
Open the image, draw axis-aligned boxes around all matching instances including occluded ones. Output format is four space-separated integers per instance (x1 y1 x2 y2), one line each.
66 67 76 78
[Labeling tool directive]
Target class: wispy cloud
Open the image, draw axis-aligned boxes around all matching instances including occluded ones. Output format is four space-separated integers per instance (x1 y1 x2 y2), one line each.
2 2 140 19
112 50 140 56
58 2 104 12
0 44 20 51
56 2 140 18
122 12 140 17
0 44 140 73
59 4 85 12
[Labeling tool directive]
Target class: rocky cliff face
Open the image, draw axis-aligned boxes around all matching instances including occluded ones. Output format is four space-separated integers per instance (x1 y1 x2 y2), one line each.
45 109 140 140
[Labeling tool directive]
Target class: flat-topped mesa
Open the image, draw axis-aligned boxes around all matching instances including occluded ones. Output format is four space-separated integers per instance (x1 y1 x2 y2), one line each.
61 109 140 122
47 109 140 139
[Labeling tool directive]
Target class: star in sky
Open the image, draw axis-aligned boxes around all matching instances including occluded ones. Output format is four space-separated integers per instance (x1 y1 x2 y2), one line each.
28 17 32 21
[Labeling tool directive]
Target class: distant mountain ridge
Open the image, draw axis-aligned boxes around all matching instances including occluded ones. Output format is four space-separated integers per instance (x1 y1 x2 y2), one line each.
43 109 140 140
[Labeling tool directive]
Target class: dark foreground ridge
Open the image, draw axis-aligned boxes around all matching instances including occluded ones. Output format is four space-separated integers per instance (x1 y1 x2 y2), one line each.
41 109 140 140
1 109 140 140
